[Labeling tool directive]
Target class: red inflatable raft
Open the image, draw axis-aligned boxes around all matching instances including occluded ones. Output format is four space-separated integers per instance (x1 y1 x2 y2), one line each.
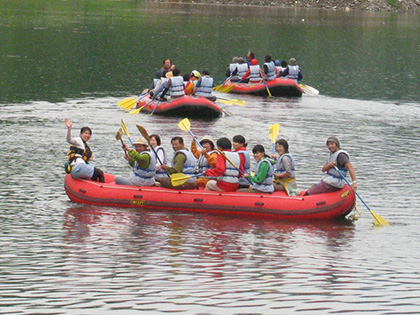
136 95 223 119
224 78 303 97
64 173 356 221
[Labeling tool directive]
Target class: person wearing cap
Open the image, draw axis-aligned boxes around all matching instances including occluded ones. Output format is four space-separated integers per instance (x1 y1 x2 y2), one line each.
305 136 358 195
193 70 216 101
158 68 185 101
65 118 105 183
241 59 262 84
204 137 241 192
114 137 157 187
191 135 218 188
279 58 303 83
184 70 201 95
272 139 300 196
159 136 197 190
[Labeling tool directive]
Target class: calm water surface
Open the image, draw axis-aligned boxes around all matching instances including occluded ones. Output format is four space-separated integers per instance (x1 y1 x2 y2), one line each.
1 2 420 314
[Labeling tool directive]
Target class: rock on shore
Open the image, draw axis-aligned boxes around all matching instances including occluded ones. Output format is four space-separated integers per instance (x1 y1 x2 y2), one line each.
149 0 420 12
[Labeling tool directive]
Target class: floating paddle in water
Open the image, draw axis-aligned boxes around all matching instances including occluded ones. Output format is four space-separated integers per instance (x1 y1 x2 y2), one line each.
177 118 203 149
120 119 134 145
269 123 280 154
334 166 389 226
170 173 203 186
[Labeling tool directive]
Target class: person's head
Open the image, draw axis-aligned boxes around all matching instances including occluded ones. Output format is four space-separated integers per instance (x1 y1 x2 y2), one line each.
275 139 289 155
274 59 280 66
191 70 201 80
201 70 210 76
232 57 239 63
133 137 149 152
265 55 272 62
326 136 340 153
171 136 184 151
172 68 181 76
183 73 191 81
232 135 246 150
247 51 255 60
163 59 172 70
281 60 288 68
238 57 246 64
216 137 232 151
200 135 215 151
80 126 92 142
149 134 161 147
250 59 258 66
289 58 296 66
252 144 268 161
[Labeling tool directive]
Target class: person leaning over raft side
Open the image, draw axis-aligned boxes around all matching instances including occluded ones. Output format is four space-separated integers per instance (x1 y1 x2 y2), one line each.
149 134 167 182
238 145 274 194
204 137 241 192
158 68 185 101
114 137 156 187
159 136 197 190
232 135 250 188
272 139 300 196
65 118 104 183
191 135 218 188
193 70 216 101
305 136 358 195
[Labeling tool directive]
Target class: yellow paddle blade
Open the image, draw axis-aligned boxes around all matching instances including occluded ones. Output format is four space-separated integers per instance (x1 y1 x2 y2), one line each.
136 124 150 141
118 97 138 110
178 118 191 131
371 211 389 226
214 84 235 93
170 173 192 186
269 123 280 143
121 119 130 138
229 99 245 106
299 83 320 95
216 99 234 106
216 99 245 106
129 106 143 114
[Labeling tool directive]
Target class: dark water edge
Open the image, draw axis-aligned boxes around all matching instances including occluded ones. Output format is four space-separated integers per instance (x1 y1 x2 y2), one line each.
148 0 420 12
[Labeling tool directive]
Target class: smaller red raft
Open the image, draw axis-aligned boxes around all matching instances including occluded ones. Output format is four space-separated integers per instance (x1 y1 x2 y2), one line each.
225 78 303 97
64 173 356 222
136 95 223 119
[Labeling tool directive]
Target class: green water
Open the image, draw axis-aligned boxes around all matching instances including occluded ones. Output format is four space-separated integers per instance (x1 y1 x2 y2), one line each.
1 0 419 103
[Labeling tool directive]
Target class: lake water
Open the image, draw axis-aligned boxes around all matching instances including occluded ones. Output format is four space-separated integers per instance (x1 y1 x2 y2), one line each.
1 2 420 314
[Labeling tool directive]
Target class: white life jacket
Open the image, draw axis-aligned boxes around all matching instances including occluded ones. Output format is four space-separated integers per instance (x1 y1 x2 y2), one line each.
154 145 167 179
174 149 197 183
229 63 238 75
169 76 185 97
237 63 249 78
197 150 217 173
218 151 240 184
322 149 350 188
275 153 296 178
129 151 157 186
248 65 261 83
287 65 300 83
250 158 274 193
237 150 251 186
195 76 214 98
264 61 276 81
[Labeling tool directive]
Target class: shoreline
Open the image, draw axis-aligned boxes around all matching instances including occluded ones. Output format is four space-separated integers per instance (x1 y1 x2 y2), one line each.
147 0 420 12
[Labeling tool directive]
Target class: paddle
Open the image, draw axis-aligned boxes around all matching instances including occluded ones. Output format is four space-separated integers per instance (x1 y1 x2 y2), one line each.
136 124 169 177
215 148 253 185
177 118 203 149
115 128 128 153
263 80 272 97
269 123 280 154
170 173 203 186
213 76 231 92
120 119 134 145
215 97 245 106
299 83 319 96
118 92 148 111
150 100 161 115
334 166 389 226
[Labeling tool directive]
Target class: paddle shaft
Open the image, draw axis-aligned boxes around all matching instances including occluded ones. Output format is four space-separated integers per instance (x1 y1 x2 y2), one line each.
334 166 370 210
121 120 134 145
216 148 253 185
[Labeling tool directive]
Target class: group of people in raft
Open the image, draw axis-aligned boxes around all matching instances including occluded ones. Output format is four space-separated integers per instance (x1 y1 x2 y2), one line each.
226 50 303 84
65 118 358 196
144 52 303 103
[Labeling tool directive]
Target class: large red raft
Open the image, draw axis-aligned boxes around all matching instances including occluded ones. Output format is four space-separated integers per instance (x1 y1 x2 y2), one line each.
224 78 303 97
136 95 223 119
64 173 356 221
